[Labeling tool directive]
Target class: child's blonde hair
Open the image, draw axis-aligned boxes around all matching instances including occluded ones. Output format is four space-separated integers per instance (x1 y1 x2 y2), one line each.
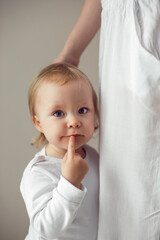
28 63 99 148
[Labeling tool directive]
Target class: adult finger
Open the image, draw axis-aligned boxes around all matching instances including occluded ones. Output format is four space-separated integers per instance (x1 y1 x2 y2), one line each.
68 136 75 158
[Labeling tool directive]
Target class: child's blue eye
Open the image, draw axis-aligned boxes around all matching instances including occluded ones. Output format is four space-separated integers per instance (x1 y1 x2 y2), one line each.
78 107 88 114
53 110 64 117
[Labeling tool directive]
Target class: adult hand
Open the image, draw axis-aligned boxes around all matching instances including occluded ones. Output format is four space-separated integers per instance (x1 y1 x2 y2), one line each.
52 0 101 67
53 53 79 67
62 136 89 189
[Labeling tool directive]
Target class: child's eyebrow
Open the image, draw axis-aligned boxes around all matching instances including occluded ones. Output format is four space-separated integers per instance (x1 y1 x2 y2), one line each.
78 101 94 108
47 103 65 111
80 102 91 105
47 101 93 111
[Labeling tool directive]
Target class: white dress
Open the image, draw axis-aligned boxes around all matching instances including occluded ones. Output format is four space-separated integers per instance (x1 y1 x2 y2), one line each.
98 0 160 239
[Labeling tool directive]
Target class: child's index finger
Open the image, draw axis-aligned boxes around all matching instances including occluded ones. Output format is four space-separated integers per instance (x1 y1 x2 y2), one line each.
68 136 75 158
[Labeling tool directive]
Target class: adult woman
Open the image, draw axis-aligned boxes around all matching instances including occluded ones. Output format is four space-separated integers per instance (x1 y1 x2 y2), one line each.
54 0 160 239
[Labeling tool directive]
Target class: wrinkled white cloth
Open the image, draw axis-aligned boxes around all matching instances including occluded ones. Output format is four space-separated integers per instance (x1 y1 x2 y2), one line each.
20 145 99 240
98 0 160 239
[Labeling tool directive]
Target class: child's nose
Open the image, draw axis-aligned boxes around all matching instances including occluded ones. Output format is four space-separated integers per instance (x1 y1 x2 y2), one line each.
67 116 81 128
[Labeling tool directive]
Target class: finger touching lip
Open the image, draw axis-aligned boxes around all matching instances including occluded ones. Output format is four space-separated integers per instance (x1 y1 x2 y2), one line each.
67 134 82 137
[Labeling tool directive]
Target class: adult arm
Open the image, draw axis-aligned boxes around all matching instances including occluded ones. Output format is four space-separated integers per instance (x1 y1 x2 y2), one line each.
53 0 102 66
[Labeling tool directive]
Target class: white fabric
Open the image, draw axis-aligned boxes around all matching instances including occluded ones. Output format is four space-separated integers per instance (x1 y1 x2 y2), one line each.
20 145 99 240
98 0 160 239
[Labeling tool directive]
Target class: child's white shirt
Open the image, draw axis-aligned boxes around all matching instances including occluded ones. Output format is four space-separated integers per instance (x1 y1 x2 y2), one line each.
20 144 99 240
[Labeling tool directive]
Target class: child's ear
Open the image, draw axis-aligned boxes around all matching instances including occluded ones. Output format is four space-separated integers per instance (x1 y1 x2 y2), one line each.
32 115 43 132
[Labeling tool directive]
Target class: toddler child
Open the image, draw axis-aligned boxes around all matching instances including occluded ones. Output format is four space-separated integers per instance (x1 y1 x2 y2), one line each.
20 63 99 240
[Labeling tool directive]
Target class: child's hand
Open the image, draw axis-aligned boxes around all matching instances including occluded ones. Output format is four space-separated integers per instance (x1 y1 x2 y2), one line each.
62 136 89 189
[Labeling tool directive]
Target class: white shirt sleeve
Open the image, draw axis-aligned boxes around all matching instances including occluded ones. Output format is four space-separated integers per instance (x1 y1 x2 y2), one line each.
20 164 87 239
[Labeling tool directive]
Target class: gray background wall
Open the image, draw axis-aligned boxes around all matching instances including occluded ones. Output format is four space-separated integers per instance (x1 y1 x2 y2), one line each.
1 1 99 239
